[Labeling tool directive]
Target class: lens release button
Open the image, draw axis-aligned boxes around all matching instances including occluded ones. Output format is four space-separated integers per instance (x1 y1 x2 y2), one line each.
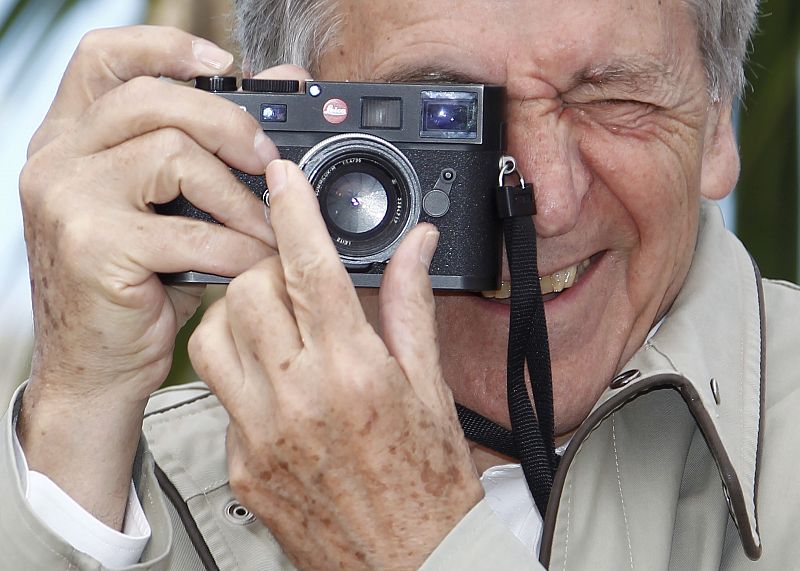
423 191 450 218
424 169 456 218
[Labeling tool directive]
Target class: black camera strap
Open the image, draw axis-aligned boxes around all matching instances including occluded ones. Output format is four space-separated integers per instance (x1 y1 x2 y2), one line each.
456 156 556 517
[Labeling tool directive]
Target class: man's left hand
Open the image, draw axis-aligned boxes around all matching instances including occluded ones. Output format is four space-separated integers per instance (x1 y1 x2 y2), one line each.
189 160 483 570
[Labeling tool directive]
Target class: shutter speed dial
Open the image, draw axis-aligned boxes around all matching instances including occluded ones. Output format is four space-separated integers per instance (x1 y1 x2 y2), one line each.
194 76 301 94
241 78 301 93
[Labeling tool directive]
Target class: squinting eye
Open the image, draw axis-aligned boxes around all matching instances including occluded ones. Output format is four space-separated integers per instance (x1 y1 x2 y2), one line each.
582 99 660 118
563 98 656 111
597 99 649 107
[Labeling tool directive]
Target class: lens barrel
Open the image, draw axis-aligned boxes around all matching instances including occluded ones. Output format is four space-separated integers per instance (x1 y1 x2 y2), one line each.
298 134 421 268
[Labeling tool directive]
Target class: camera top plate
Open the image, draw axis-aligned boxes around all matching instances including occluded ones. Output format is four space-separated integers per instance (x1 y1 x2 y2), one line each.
196 76 505 150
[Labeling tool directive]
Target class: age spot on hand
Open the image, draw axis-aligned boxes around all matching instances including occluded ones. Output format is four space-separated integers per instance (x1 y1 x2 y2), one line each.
358 409 378 436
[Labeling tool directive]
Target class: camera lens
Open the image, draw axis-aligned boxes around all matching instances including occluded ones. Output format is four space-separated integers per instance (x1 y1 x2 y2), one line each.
315 156 405 259
325 172 389 234
298 134 421 267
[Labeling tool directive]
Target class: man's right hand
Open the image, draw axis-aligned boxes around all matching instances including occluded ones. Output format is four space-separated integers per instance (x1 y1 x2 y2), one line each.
15 25 280 530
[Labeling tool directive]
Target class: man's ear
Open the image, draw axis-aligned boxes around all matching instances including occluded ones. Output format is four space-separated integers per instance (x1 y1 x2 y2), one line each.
700 102 740 200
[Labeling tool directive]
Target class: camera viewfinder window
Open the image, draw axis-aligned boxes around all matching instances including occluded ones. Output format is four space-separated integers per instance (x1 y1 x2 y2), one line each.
361 98 403 129
420 91 478 139
261 104 288 123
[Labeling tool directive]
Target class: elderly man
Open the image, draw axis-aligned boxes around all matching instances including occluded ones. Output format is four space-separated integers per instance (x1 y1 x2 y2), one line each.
2 0 795 569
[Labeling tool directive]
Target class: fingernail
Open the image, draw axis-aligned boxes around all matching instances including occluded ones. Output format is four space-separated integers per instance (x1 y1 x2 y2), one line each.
254 130 279 166
420 230 440 269
192 38 234 71
266 160 289 197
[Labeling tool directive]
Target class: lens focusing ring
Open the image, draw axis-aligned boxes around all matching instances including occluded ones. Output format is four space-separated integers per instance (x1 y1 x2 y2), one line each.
298 134 421 266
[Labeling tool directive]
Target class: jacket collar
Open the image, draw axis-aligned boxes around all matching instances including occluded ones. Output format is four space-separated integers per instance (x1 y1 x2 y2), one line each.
542 201 764 562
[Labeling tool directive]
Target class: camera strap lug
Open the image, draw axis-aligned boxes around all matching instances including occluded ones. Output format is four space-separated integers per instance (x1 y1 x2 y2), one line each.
496 155 536 219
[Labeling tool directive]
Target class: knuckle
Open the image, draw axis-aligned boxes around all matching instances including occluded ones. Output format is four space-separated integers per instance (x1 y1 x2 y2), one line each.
75 28 110 58
27 124 52 159
19 151 68 217
285 250 333 289
18 157 45 209
123 75 160 99
222 102 250 130
228 462 251 497
156 25 183 38
187 325 208 364
54 214 104 273
331 351 392 394
190 349 216 385
225 269 259 303
188 303 224 366
153 127 195 161
180 218 216 247
59 213 96 252
211 102 258 151
227 258 282 305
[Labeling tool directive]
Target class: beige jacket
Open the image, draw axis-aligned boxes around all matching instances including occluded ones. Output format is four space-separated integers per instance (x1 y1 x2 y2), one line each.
2 201 798 570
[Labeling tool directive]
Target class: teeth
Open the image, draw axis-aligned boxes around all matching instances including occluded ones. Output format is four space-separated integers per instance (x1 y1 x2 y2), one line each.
540 264 577 294
540 258 591 294
482 257 592 299
482 281 511 299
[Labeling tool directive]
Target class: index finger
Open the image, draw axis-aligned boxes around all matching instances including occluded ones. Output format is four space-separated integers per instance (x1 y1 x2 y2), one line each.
30 25 233 156
265 160 366 341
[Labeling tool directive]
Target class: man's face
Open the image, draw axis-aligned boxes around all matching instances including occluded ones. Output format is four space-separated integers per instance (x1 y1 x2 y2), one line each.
317 0 738 434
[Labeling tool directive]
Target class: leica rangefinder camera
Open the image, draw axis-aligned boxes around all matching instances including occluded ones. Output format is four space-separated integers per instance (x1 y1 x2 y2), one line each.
157 76 505 290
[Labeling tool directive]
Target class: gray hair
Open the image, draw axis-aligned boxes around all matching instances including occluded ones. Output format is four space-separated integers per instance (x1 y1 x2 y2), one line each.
233 0 760 101
685 0 760 101
233 0 341 75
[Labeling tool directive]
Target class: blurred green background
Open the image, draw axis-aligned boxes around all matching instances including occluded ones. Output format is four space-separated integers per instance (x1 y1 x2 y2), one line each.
738 1 800 281
1 0 798 389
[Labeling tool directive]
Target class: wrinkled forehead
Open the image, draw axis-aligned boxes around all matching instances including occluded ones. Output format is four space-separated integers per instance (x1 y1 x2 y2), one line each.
324 0 701 88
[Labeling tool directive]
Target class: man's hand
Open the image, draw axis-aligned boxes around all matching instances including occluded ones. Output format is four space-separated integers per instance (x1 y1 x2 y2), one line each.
16 26 283 529
189 160 484 570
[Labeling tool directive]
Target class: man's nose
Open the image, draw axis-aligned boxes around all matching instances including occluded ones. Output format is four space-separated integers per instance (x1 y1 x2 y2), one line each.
506 107 590 237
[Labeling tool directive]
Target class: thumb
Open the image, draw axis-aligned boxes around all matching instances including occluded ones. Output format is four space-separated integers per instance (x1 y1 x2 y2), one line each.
379 223 445 405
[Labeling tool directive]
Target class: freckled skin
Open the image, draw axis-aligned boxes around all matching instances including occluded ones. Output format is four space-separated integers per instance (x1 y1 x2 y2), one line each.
16 27 279 531
192 155 484 569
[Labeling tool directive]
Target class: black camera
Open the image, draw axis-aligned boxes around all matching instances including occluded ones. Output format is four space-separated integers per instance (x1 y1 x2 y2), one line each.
157 76 505 290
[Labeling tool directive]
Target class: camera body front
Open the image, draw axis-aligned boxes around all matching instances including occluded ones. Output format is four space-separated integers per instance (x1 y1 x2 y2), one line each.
158 76 506 291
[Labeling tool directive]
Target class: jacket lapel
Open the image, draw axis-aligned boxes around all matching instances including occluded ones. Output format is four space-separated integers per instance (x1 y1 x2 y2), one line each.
541 201 764 567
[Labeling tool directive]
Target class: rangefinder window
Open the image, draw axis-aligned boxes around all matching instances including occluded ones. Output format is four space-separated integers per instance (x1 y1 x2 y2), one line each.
361 97 403 129
420 91 478 139
260 104 288 123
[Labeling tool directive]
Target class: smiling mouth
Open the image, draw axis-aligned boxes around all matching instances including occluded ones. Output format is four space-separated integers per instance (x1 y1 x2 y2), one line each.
481 254 599 302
